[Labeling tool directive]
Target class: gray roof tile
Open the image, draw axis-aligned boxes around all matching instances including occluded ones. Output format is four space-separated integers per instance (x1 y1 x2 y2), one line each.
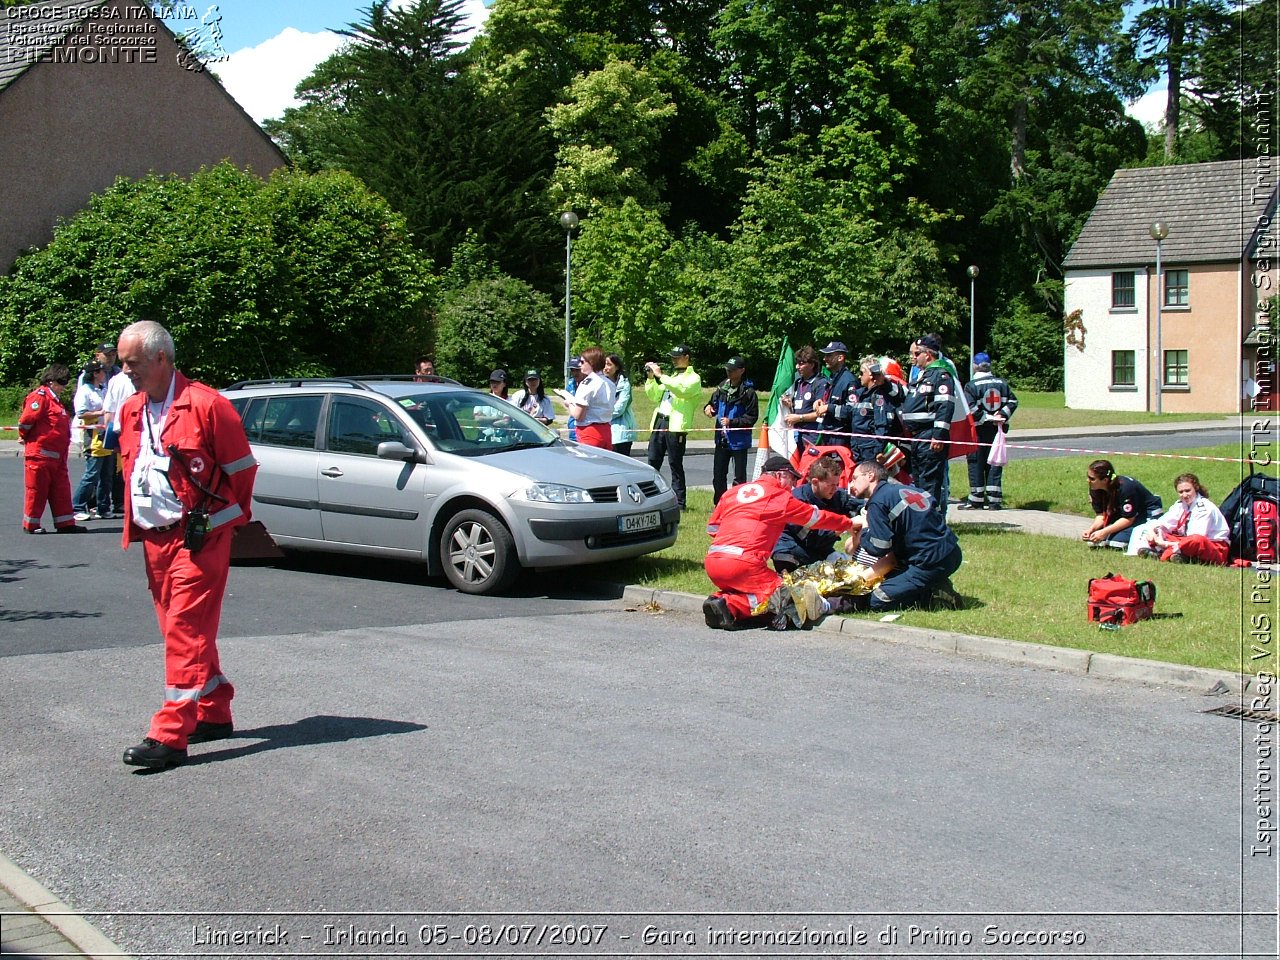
0 0 109 93
1063 159 1277 268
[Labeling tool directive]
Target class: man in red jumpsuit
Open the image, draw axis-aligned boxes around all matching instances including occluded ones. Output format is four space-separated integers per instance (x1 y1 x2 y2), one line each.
703 455 855 629
18 364 86 534
116 320 258 770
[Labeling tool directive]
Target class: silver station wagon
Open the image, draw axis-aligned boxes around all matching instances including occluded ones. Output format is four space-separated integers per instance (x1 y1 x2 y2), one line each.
223 377 680 594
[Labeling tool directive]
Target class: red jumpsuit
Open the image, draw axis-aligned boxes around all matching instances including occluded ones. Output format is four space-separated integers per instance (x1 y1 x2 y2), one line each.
18 385 76 532
118 373 257 749
705 475 854 620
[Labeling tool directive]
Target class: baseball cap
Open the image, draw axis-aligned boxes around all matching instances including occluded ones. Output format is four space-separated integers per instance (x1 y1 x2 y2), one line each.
761 455 801 478
973 352 990 366
96 342 116 353
915 334 943 354
524 369 541 380
819 341 848 355
568 358 582 370
724 356 746 370
669 345 691 357
488 369 508 383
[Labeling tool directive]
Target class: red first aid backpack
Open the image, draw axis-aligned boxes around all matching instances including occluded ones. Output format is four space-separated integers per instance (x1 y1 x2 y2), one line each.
1087 573 1156 626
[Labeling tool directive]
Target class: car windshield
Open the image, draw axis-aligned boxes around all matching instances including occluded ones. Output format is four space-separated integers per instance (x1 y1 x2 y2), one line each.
395 390 560 457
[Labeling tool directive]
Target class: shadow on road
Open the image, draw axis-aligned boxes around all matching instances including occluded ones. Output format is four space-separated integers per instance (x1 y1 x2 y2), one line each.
181 714 429 767
0 608 103 623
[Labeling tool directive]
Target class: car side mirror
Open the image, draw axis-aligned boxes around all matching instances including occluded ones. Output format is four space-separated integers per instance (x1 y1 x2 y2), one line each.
377 440 420 462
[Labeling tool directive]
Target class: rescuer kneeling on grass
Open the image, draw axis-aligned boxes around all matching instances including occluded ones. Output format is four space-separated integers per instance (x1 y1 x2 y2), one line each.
845 460 963 611
703 455 855 630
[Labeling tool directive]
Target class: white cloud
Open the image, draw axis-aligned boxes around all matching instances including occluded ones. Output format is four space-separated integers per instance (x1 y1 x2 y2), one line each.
214 28 346 125
215 2 493 126
1127 84 1167 130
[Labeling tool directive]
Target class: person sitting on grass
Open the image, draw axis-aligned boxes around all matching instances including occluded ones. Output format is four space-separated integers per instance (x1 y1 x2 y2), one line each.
1126 472 1230 565
1080 459 1163 550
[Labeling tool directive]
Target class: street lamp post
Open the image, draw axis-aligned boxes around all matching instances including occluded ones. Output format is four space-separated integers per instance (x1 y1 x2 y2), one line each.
560 211 579 385
967 265 980 371
1150 221 1169 415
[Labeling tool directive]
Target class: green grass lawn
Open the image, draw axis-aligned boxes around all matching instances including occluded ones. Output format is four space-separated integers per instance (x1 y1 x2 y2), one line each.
602 442 1278 675
952 440 1273 516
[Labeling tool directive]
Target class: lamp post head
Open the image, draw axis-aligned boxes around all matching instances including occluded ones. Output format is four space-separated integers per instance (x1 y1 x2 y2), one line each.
1149 221 1169 241
559 211 579 232
966 265 979 279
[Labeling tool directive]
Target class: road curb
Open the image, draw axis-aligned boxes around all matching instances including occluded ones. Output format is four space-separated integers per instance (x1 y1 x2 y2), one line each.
623 585 1250 696
0 850 131 959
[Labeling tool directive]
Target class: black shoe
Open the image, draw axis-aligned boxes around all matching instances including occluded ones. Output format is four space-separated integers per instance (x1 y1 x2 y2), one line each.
956 501 984 511
983 502 1003 511
1168 552 1187 564
188 721 234 743
123 737 187 769
930 579 963 610
23 527 45 534
702 596 736 630
55 524 88 534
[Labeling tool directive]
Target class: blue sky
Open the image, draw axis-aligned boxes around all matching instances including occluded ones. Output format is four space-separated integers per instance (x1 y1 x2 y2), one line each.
163 1 492 123
165 1 375 52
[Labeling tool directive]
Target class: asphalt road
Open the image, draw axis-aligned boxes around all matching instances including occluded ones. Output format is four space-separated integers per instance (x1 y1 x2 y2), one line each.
0 456 1273 960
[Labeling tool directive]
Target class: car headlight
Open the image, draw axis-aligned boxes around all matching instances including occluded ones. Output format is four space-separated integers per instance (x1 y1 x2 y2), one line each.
519 482 594 504
652 472 670 494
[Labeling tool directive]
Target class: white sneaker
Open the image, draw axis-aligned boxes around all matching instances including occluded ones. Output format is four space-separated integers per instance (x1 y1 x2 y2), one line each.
73 511 91 522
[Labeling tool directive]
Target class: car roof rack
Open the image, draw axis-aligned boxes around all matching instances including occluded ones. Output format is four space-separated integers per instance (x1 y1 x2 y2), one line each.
225 374 462 390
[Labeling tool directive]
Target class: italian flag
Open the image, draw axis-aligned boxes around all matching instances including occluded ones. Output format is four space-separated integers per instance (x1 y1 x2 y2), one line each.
751 339 795 478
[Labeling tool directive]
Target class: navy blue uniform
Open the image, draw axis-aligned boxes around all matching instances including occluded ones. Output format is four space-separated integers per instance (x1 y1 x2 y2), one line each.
771 483 860 571
850 378 905 465
899 364 955 513
784 372 829 449
708 378 759 504
854 481 962 610
1090 477 1163 548
962 370 1018 508
816 365 857 448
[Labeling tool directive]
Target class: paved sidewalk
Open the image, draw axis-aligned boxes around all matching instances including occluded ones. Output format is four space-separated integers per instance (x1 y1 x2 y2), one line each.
0 852 127 959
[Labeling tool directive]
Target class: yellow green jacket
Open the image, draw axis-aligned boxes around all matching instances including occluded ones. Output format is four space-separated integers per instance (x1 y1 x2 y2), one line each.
643 365 702 434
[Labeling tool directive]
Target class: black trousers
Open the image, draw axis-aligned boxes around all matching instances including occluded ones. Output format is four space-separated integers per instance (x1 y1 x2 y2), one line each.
909 441 948 516
647 421 688 507
712 445 749 504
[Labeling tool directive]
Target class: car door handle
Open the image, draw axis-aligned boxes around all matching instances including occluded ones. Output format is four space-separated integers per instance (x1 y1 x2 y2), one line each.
320 467 344 478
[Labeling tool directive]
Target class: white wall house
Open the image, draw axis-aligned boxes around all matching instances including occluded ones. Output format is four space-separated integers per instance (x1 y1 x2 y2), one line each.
1062 160 1277 414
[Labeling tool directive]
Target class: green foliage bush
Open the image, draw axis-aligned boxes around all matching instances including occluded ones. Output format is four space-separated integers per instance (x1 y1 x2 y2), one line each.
434 276 560 387
0 163 433 387
989 295 1066 391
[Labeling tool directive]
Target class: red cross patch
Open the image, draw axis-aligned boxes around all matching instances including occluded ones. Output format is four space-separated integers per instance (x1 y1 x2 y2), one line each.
901 489 931 512
984 388 1003 409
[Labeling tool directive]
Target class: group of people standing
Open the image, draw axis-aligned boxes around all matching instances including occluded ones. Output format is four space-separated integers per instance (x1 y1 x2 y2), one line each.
19 341 138 533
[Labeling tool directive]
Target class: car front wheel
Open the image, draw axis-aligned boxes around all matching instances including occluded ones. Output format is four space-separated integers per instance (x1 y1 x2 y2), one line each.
440 508 518 594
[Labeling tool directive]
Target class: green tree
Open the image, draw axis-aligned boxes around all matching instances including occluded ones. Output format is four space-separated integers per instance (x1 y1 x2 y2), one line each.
1130 0 1230 160
434 275 561 386
546 57 677 213
272 0 554 280
0 163 431 385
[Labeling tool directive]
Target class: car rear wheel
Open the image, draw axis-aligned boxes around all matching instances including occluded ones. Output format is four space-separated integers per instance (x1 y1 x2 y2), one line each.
440 508 518 594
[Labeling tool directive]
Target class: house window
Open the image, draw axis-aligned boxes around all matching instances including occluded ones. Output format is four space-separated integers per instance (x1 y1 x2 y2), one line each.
1163 269 1189 307
1111 271 1135 308
1111 350 1136 387
1163 349 1189 386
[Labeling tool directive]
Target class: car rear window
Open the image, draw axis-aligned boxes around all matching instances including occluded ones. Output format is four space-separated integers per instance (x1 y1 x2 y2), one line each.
240 395 322 449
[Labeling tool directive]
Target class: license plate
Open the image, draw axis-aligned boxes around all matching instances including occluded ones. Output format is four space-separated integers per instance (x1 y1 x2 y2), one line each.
618 510 661 533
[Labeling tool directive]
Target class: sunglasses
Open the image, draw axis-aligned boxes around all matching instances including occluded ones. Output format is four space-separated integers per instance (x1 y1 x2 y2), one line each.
54 378 69 385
